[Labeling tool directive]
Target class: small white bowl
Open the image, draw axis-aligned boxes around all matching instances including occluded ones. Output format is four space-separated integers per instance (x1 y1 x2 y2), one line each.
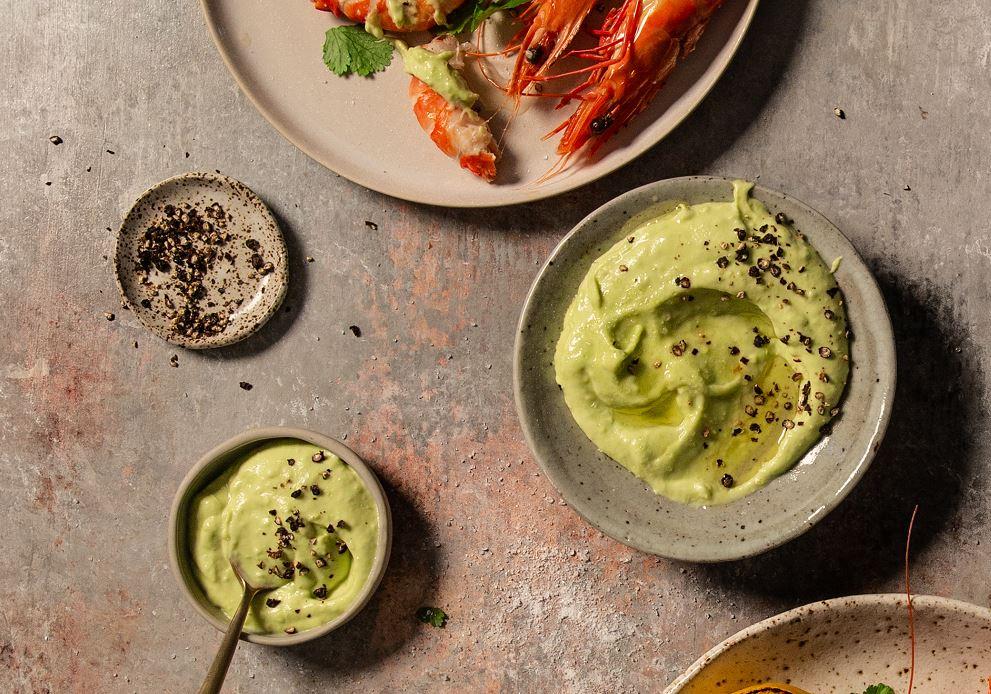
168 427 392 646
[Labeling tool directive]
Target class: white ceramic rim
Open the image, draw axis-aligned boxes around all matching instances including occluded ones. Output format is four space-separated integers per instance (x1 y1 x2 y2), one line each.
113 171 289 350
167 426 393 646
663 593 991 692
198 0 760 208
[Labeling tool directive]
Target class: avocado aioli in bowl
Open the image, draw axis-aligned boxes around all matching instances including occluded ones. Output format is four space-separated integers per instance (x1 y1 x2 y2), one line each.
554 180 849 505
187 438 381 636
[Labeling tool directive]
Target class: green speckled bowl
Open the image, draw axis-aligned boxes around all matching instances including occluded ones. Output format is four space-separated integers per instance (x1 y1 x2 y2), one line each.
513 176 896 562
168 427 393 646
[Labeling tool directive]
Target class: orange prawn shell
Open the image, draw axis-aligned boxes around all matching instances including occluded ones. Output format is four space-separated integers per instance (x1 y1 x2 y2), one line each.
506 0 599 98
408 77 497 181
554 0 724 156
311 0 463 32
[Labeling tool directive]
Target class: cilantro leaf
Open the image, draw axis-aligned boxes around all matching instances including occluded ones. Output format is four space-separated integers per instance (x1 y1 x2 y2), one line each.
416 606 449 628
441 0 530 36
863 685 896 694
322 26 394 77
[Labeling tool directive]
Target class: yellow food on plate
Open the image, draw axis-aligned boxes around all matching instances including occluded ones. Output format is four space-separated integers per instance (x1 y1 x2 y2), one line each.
730 685 814 694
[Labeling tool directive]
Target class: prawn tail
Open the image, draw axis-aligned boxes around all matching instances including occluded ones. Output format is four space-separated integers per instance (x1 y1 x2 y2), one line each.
460 152 498 182
311 0 344 14
409 75 499 183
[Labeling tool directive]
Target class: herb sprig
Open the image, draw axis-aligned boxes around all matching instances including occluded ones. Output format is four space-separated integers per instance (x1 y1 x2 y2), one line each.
416 606 449 628
440 0 531 36
322 26 395 77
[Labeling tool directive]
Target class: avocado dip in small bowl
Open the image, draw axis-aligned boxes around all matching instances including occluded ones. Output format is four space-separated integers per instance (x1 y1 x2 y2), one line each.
514 177 895 562
169 427 392 645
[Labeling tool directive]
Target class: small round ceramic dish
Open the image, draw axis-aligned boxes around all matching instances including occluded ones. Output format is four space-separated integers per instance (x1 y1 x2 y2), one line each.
168 427 393 646
514 176 896 562
664 594 991 693
114 171 288 349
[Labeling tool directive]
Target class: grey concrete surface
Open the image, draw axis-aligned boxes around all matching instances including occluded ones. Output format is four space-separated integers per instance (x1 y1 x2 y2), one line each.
2 1 989 692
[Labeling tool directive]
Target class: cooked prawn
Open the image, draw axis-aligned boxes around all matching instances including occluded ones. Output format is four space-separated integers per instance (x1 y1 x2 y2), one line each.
504 0 600 99
311 0 463 33
550 0 724 158
406 37 498 181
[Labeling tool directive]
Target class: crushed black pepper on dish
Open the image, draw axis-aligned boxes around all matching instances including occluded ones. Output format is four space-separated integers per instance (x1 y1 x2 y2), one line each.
133 202 270 341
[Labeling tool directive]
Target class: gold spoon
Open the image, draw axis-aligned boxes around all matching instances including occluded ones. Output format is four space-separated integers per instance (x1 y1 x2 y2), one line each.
198 559 271 694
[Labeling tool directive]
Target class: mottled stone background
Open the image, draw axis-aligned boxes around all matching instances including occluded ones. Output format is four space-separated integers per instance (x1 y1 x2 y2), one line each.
2 1 989 692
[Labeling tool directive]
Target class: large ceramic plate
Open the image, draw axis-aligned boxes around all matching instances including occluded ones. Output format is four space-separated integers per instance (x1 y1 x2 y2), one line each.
200 0 758 207
514 176 896 562
665 594 991 693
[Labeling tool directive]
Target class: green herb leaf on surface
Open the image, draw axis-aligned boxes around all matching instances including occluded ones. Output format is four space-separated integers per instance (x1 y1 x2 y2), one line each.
862 685 896 694
416 606 449 628
322 26 394 77
440 0 530 36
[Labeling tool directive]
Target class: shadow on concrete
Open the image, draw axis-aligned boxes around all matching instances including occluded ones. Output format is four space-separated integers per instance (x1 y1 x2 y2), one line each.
283 469 440 673
698 265 983 602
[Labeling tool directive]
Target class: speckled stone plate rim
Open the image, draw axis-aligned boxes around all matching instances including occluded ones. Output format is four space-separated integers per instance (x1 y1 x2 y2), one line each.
167 426 393 647
114 171 289 349
663 593 991 693
513 175 897 562
197 0 759 208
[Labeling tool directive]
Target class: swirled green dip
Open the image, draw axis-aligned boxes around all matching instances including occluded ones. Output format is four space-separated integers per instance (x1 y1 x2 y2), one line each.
189 439 379 634
555 181 849 505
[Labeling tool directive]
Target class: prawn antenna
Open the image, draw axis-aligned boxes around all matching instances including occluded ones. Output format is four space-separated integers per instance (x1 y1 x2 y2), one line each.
905 504 919 694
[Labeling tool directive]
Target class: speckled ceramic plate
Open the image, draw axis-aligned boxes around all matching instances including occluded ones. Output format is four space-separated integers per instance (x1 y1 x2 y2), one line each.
513 176 896 562
114 172 288 349
199 0 758 207
665 594 991 693
168 427 393 647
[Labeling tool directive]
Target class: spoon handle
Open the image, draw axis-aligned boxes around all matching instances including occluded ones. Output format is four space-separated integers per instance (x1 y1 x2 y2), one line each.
197 587 257 694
